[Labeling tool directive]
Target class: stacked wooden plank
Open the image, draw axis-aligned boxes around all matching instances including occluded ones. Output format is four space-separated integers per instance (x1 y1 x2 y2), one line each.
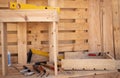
0 0 89 64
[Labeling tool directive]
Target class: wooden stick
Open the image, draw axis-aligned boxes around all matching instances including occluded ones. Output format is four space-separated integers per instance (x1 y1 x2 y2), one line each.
1 22 8 76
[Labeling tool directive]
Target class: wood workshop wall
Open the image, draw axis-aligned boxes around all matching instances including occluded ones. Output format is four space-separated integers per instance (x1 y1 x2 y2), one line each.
89 0 120 59
0 0 120 63
0 0 89 63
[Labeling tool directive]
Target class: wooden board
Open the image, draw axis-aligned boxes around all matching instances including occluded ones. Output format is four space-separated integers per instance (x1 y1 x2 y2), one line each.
27 0 48 6
28 32 88 41
112 0 120 59
27 22 88 31
61 59 119 70
48 0 58 75
88 0 102 52
58 0 89 8
0 23 8 76
17 23 27 64
60 9 88 19
0 10 58 22
102 0 114 56
28 43 89 52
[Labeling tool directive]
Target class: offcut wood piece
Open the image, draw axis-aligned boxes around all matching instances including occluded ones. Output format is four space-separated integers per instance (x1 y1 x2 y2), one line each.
0 10 58 22
61 59 120 70
48 0 58 75
17 23 27 64
0 23 8 76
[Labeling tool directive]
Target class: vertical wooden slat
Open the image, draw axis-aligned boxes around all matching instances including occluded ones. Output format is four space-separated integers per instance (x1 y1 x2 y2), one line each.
49 22 58 75
17 0 26 3
17 0 27 64
17 23 27 64
48 0 58 75
102 0 114 56
88 0 102 52
112 0 120 59
1 22 8 76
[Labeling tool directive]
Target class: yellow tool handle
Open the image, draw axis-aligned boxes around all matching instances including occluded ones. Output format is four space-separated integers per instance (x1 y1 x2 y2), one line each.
31 49 63 59
9 2 60 13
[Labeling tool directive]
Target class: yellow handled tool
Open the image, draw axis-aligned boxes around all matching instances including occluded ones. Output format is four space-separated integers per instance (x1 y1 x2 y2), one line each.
31 49 63 60
9 2 60 13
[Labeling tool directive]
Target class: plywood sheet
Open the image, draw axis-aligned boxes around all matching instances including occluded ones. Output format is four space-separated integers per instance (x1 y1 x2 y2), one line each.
61 59 119 70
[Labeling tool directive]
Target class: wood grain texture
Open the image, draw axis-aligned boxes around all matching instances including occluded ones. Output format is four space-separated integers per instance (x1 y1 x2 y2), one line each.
48 22 58 75
88 0 102 52
112 0 120 59
61 59 119 70
58 0 88 8
102 0 114 56
48 0 58 75
0 23 8 76
17 23 27 64
0 10 58 22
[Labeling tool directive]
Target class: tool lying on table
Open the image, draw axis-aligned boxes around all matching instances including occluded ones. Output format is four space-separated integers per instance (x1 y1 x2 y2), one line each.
20 65 35 76
33 61 49 77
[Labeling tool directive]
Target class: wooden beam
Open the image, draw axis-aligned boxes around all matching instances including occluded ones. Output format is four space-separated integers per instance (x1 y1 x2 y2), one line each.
1 22 8 76
102 0 114 56
61 59 119 70
17 0 27 65
88 0 102 52
48 0 58 75
49 22 58 75
0 10 58 22
112 0 120 59
17 23 27 64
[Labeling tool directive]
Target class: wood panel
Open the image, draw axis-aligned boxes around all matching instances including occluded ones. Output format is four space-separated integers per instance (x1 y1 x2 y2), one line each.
27 22 88 31
48 0 58 75
61 59 119 70
88 0 102 52
58 0 89 8
28 32 88 41
102 0 114 56
17 23 27 64
0 46 17 54
0 23 18 55
0 10 58 22
60 9 88 19
112 0 120 59
27 0 48 6
28 43 89 52
0 0 89 69
0 23 8 76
